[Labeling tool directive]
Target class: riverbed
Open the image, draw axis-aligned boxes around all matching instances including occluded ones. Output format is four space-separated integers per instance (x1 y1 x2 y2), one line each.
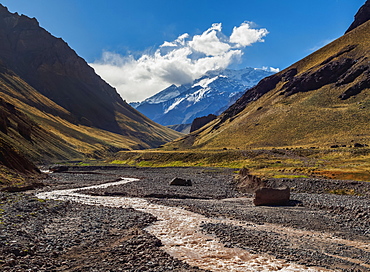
1 166 369 271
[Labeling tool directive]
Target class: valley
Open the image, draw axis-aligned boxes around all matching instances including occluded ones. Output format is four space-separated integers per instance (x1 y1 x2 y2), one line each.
0 1 369 271
1 166 369 271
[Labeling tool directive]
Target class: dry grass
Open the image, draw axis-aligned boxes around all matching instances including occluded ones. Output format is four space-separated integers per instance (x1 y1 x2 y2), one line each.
0 68 182 163
110 147 370 182
166 21 370 152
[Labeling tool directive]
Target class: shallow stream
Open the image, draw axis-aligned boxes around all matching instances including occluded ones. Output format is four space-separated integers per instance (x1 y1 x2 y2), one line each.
37 178 332 271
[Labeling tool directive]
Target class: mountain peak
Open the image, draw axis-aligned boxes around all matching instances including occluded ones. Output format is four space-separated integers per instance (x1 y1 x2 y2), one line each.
132 68 274 126
0 4 9 14
346 0 370 33
0 3 182 161
168 7 370 149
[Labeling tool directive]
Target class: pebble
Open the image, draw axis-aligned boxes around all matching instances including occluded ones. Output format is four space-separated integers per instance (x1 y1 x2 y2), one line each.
1 166 370 271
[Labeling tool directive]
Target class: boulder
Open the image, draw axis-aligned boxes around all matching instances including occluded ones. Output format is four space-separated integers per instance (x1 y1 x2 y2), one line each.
49 165 69 173
235 168 266 193
354 143 368 148
169 178 192 186
253 186 290 206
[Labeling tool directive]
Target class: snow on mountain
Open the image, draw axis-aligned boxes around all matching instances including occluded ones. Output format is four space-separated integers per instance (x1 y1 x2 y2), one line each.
193 76 220 88
131 84 190 107
130 67 274 127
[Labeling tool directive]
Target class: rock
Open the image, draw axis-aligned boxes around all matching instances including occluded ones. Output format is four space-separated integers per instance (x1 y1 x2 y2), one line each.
354 143 368 148
253 186 290 206
354 143 366 147
190 114 217 132
282 58 356 97
338 73 370 100
49 165 69 173
169 178 192 186
346 0 370 33
5 258 16 266
235 168 266 193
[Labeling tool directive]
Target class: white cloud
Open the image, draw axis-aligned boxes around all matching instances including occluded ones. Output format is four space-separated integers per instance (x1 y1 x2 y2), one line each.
161 33 189 47
90 22 269 102
230 22 269 47
188 23 231 56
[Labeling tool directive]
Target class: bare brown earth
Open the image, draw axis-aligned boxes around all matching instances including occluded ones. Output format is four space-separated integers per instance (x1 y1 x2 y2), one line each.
1 166 370 271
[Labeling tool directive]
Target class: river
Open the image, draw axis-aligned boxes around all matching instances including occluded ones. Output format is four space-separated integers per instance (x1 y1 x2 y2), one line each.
37 178 331 271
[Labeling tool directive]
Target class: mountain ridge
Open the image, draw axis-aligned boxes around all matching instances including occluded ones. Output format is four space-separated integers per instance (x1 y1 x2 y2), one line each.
346 0 370 33
132 67 274 126
0 4 182 184
165 10 370 150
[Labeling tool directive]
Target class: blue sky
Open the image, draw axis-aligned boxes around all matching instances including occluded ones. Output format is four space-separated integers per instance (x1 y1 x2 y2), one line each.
1 0 365 101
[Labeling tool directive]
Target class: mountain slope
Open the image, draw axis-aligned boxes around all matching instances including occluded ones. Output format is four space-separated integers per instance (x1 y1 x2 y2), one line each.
0 4 182 166
167 12 370 150
132 68 274 126
346 0 370 33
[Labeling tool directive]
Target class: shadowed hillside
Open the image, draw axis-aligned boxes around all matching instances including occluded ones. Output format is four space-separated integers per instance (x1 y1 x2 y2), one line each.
166 2 370 150
0 4 181 154
0 4 182 186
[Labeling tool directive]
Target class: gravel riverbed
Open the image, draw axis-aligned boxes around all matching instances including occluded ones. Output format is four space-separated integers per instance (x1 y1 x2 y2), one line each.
1 166 370 271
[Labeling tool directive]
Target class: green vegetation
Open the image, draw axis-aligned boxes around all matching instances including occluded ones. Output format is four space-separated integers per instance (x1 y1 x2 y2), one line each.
0 166 27 187
0 209 4 224
272 174 309 179
110 147 370 182
0 64 182 166
328 189 361 196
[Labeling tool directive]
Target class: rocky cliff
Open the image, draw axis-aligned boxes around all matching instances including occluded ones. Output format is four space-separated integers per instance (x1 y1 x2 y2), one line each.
346 0 370 33
190 114 217 133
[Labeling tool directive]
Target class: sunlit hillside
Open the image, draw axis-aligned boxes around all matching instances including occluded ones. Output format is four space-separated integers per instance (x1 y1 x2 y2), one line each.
166 20 370 150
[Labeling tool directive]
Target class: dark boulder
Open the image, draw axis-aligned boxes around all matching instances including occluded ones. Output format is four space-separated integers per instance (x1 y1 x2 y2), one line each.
49 165 69 173
354 143 368 148
253 186 290 206
169 178 192 186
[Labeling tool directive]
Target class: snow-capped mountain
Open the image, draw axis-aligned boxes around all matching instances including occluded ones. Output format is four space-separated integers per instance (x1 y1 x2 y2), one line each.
130 67 275 126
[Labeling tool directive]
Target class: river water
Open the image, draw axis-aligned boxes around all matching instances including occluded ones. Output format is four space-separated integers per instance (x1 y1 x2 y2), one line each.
36 178 331 272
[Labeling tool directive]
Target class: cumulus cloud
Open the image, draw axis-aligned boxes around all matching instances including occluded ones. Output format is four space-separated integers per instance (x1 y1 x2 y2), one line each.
188 23 231 56
90 22 269 102
230 22 268 47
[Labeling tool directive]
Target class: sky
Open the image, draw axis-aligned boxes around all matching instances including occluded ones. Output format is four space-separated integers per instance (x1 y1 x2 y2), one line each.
1 0 365 102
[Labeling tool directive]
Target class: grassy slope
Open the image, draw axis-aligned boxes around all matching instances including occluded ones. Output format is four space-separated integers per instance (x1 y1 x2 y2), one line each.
0 68 182 164
110 147 370 184
111 20 370 183
166 21 370 150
